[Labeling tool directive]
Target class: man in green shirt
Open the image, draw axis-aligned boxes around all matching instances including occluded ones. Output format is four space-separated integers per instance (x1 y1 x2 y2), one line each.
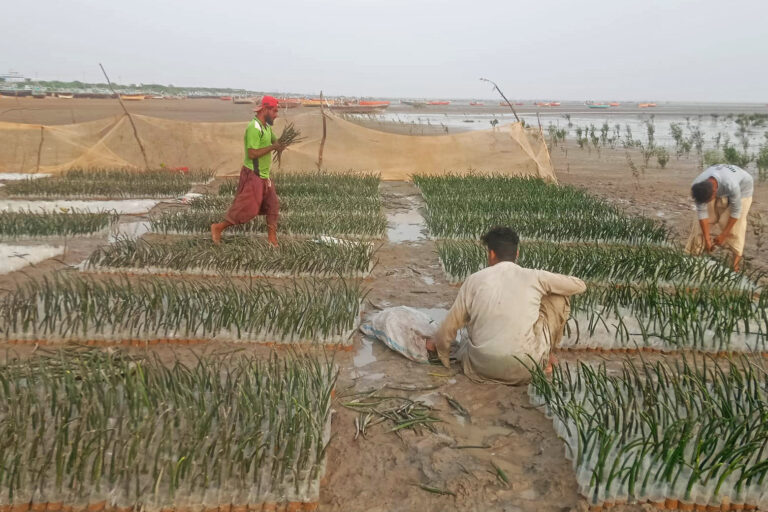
211 95 286 246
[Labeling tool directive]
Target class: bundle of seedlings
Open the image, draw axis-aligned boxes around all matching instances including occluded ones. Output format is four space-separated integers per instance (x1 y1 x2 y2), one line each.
0 274 364 345
189 192 382 215
4 168 212 199
565 282 768 353
339 386 443 438
437 240 759 289
527 356 768 510
423 210 668 244
85 235 376 278
0 209 118 239
151 209 386 238
274 122 305 167
0 348 335 510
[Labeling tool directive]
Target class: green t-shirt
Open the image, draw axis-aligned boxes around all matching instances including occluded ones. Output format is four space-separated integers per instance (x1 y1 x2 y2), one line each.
243 118 276 178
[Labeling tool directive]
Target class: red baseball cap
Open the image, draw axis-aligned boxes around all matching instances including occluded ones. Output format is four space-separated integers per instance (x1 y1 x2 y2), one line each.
255 95 279 110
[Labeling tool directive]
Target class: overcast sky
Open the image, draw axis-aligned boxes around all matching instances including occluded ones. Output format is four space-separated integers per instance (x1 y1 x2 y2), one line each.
2 0 766 102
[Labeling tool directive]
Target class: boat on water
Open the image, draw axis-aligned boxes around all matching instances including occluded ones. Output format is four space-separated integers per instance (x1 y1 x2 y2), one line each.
587 104 610 109
609 102 620 107
428 101 450 105
302 98 336 107
329 104 389 114
401 100 427 107
232 96 254 104
549 102 561 106
56 93 74 99
278 98 302 108
469 102 484 106
359 100 390 106
120 94 145 101
638 103 657 108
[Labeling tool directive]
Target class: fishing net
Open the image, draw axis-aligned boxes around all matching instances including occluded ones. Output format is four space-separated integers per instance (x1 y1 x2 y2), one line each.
0 110 556 181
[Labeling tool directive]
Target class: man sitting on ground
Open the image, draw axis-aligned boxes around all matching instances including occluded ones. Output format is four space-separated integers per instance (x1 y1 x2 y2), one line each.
428 227 586 384
684 163 754 271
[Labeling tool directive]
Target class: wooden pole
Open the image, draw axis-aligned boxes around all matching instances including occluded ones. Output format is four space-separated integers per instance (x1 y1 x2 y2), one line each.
317 90 327 170
99 63 150 170
480 77 521 123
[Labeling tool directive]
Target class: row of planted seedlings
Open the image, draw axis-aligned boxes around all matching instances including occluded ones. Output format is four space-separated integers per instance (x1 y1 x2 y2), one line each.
0 209 119 240
0 274 364 347
437 240 758 289
84 235 376 278
3 168 215 199
62 172 384 348
527 356 768 510
412 174 669 244
563 282 768 354
152 171 386 239
0 348 335 511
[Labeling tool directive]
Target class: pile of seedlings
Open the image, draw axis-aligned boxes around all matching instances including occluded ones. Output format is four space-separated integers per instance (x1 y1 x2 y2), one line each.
528 357 768 510
565 283 768 353
0 209 118 239
0 274 364 346
4 168 214 199
413 174 668 244
154 171 385 238
437 240 757 288
86 235 376 278
0 348 335 510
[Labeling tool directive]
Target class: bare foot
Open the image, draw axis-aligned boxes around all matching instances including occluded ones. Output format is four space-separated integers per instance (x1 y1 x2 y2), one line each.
211 223 223 245
544 352 558 375
425 338 436 352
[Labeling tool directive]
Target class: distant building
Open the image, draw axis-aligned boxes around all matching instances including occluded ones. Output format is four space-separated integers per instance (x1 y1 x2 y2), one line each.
0 71 26 83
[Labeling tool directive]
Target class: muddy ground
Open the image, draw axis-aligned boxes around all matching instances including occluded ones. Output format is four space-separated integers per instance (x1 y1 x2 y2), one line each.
2 103 766 511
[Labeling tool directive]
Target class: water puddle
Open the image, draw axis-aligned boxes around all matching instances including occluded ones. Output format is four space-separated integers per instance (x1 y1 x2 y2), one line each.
109 221 152 242
353 337 377 368
0 244 64 275
386 211 426 243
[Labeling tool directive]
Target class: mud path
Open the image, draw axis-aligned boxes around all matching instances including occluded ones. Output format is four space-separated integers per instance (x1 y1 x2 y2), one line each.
320 182 622 512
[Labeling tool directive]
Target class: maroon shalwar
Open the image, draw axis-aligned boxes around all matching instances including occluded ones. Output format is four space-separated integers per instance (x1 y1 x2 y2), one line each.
225 166 279 227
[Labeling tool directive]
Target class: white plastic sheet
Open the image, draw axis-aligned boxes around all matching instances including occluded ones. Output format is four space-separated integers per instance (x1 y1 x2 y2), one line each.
360 306 439 363
0 244 64 274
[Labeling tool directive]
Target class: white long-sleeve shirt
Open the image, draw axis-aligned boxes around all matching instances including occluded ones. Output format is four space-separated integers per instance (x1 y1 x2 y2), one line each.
693 164 754 219
434 261 586 383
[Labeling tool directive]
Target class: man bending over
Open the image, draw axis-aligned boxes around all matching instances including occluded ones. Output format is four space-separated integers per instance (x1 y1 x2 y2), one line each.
684 164 754 271
430 227 586 384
